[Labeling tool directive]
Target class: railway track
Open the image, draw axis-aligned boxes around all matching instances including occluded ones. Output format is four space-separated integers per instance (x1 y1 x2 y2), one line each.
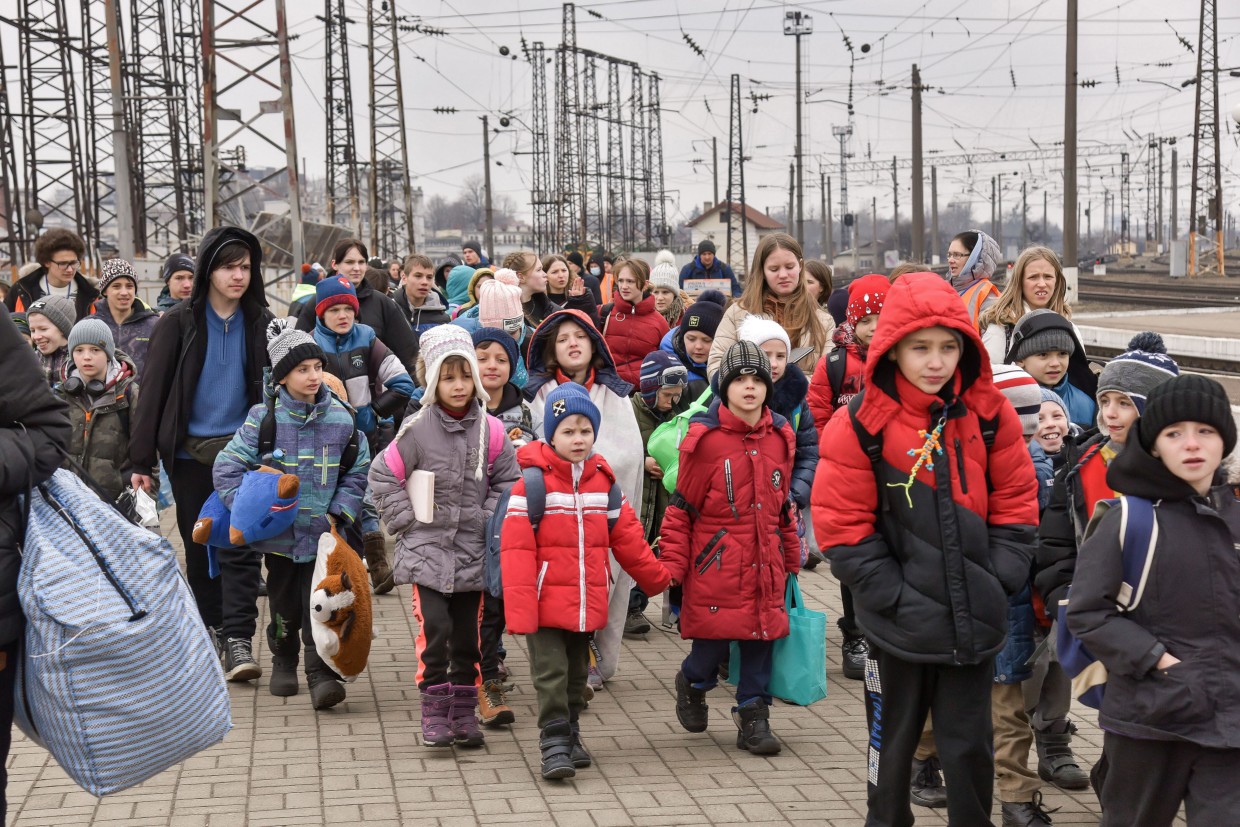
1089 348 1240 379
1077 277 1240 308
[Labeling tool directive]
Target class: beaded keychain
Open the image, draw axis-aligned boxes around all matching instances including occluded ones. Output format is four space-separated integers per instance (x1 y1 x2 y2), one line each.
888 416 947 509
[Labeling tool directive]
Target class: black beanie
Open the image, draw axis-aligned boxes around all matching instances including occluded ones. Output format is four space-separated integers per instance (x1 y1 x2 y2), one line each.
716 340 773 401
680 297 725 339
1137 374 1237 456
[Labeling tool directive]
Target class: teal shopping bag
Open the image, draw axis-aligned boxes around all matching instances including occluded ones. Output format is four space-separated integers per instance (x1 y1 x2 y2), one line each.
726 575 828 705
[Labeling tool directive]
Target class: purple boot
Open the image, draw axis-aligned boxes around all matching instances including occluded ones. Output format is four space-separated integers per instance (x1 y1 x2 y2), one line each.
420 683 454 747
450 684 485 747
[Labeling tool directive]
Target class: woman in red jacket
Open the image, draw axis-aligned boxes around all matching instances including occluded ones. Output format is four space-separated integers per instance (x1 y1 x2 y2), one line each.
602 258 669 387
811 272 1038 827
660 341 801 756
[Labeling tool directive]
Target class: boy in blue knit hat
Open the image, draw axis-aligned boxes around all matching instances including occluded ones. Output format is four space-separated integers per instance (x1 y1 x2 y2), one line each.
473 326 533 445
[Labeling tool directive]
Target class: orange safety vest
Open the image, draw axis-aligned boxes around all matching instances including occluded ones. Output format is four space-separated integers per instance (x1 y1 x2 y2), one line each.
959 278 1000 332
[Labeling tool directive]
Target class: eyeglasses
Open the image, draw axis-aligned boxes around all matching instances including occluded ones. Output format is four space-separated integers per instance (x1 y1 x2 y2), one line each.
50 259 79 269
946 252 970 261
660 365 689 387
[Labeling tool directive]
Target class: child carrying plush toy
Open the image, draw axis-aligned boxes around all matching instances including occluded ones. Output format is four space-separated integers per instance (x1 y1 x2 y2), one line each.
213 326 370 710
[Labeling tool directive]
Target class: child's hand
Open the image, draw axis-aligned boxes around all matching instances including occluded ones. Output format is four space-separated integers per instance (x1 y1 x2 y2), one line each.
645 456 663 479
131 473 154 493
508 427 524 442
1156 652 1181 671
669 578 679 587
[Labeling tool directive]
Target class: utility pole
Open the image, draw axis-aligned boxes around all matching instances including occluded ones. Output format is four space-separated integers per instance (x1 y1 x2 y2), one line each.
911 64 925 262
482 116 494 261
1063 0 1079 295
1043 190 1049 243
931 166 939 262
725 73 748 277
1022 181 1028 250
1170 146 1178 240
712 136 719 206
1156 139 1164 246
1188 0 1223 276
997 173 1004 255
871 196 878 268
891 157 899 259
991 177 997 239
823 173 833 261
105 0 135 258
833 124 853 251
784 11 812 245
788 163 795 232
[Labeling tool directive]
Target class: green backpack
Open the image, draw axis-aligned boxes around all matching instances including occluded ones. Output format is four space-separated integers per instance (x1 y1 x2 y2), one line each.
646 387 714 494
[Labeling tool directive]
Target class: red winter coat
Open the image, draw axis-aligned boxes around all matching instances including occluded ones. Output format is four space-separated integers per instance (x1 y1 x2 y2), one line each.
660 401 801 641
603 293 669 386
806 326 867 442
811 272 1038 665
501 440 670 635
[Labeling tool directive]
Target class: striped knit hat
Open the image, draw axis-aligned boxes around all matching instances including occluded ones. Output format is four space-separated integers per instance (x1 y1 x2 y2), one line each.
266 319 324 384
418 324 489 407
992 363 1043 437
1095 332 1179 415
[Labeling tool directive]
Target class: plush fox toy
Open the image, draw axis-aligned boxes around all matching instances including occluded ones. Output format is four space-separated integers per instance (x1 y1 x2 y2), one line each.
310 527 373 680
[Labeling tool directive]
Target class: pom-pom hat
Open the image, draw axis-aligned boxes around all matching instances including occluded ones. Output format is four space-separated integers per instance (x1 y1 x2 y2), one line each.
1095 332 1179 415
266 320 325 384
418 324 490 407
992 364 1043 437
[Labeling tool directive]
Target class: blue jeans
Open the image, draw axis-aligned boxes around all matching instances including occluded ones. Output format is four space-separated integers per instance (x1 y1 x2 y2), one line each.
361 489 380 536
681 638 774 705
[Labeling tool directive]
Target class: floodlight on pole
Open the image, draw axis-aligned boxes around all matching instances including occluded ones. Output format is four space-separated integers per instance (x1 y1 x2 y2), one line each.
784 11 812 247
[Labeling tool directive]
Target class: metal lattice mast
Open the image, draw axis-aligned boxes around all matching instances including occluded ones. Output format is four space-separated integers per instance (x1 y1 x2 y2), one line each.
324 0 360 232
646 72 666 248
605 59 627 251
554 4 580 247
833 125 852 252
130 0 189 255
78 0 121 262
171 0 204 244
725 73 747 277
528 41 555 253
1119 152 1131 249
203 0 304 268
0 35 22 265
1144 137 1156 249
367 0 415 258
580 55 603 247
627 68 647 251
19 0 86 247
1189 0 1224 277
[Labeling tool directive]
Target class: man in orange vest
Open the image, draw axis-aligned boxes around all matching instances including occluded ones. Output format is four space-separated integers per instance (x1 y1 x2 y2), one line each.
945 229 1001 332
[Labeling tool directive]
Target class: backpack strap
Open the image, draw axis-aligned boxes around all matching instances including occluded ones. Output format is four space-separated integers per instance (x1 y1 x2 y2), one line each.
522 466 548 533
846 392 888 513
340 424 360 473
826 347 847 403
606 480 623 532
486 415 505 475
1116 495 1157 610
257 393 278 460
668 490 700 520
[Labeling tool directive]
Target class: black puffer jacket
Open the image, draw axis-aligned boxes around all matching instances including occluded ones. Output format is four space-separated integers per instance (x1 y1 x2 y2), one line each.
129 227 273 474
0 304 71 646
296 276 416 369
1067 436 1240 748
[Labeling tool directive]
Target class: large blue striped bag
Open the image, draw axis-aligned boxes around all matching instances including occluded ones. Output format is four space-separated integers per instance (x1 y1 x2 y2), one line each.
13 470 232 796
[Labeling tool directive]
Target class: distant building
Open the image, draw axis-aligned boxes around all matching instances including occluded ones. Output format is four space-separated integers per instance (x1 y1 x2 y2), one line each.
832 243 881 279
685 201 785 275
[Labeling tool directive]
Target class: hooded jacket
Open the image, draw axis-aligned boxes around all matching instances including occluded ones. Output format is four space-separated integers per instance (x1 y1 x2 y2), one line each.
949 229 1001 331
5 265 98 321
659 400 801 640
295 275 416 369
92 297 159 378
1067 437 1240 748
129 226 273 474
807 324 868 441
501 441 671 634
602 293 670 387
660 326 711 401
677 255 742 297
707 302 836 380
1005 310 1099 428
56 350 140 503
813 272 1039 665
0 306 71 647
394 286 452 340
312 320 415 435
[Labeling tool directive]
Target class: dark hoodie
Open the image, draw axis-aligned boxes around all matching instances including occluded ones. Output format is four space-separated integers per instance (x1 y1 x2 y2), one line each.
1067 432 1240 748
129 226 273 474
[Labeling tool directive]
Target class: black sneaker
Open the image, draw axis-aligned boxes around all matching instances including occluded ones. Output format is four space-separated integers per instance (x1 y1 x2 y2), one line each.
624 609 651 637
841 635 868 681
674 670 709 732
1001 792 1057 826
257 577 268 598
222 637 262 682
910 756 948 808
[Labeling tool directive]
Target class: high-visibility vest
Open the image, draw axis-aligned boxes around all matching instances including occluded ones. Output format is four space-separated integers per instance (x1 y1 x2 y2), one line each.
959 278 1000 332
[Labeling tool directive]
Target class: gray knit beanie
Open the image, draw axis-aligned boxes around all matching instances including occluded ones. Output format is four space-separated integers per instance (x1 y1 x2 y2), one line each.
1009 309 1076 364
266 321 324 384
26 295 76 339
67 317 116 363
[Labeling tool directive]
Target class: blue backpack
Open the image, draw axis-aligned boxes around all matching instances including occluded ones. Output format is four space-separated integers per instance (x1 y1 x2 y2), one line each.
483 466 623 598
1056 495 1158 709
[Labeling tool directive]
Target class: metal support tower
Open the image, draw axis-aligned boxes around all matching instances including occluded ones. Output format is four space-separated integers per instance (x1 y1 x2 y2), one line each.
130 0 189 255
0 35 21 267
1119 152 1131 250
528 41 555 254
627 68 647 252
1144 137 1156 250
725 73 747 277
1189 0 1224 276
171 0 205 243
554 4 581 247
832 124 852 251
203 0 304 267
78 0 123 262
579 55 603 247
367 0 414 258
605 60 627 251
646 72 666 248
18 0 85 252
324 0 360 232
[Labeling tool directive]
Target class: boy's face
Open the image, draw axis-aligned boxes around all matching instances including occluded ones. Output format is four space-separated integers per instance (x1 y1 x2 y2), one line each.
72 344 108 381
1035 400 1068 454
104 277 136 313
323 304 355 334
209 257 251 302
682 330 712 365
475 342 511 395
890 326 960 395
654 385 683 412
1098 390 1138 445
281 358 323 402
29 315 66 355
437 360 475 411
725 374 766 418
759 341 788 383
854 314 879 346
404 267 434 302
1151 420 1224 494
168 269 195 300
550 414 595 463
1017 350 1069 387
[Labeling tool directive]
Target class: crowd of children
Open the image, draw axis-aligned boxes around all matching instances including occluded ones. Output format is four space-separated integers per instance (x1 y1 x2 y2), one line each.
8 223 1239 825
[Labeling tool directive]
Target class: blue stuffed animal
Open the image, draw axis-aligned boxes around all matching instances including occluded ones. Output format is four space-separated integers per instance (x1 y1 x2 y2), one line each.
193 466 300 576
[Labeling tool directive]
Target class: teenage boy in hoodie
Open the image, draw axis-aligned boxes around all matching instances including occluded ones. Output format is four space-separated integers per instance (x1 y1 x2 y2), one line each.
157 253 196 313
129 226 272 682
91 259 160 378
1068 375 1240 826
1006 309 1099 430
813 272 1039 827
396 254 452 364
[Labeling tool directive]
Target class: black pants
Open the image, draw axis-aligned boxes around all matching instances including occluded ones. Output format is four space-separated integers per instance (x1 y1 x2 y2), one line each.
865 644 995 827
264 554 315 650
170 458 261 640
839 584 859 636
412 585 481 689
0 639 17 825
479 592 505 682
681 638 774 706
1099 732 1240 826
526 627 591 728
628 585 649 614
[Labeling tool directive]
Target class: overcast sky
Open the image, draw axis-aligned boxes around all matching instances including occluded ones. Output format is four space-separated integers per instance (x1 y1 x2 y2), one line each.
4 0 1239 235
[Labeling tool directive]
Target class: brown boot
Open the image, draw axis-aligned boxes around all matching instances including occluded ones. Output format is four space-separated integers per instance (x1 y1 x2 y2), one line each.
363 531 395 595
478 679 515 727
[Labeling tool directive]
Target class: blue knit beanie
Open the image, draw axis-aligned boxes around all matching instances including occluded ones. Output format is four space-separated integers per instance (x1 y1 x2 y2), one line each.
472 327 520 383
544 382 601 440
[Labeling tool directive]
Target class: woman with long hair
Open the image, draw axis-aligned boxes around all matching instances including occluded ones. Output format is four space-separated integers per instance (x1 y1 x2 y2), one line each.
804 260 833 310
543 252 600 328
979 246 1074 363
707 233 834 378
601 257 669 386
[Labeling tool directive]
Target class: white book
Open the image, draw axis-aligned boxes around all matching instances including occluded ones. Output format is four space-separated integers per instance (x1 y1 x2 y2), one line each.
407 470 435 523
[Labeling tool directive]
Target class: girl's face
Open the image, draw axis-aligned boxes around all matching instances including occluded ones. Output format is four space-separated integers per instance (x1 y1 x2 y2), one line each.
332 246 367 285
29 315 66 355
1035 400 1069 454
437 359 476 411
389 261 401 282
521 256 547 293
615 267 642 303
653 286 677 313
1151 421 1225 496
1098 391 1138 444
853 314 879 346
805 274 823 302
947 239 971 277
1022 259 1057 309
554 321 593 377
763 248 802 297
546 260 569 292
759 341 788 383
475 342 511 395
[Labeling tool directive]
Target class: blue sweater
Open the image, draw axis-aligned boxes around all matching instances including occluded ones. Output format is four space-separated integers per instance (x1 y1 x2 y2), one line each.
188 304 250 438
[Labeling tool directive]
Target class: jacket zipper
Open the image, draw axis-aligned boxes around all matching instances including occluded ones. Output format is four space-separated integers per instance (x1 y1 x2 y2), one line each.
321 444 329 486
697 544 724 575
536 561 549 598
694 529 727 568
574 478 587 631
725 459 739 518
955 438 968 494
